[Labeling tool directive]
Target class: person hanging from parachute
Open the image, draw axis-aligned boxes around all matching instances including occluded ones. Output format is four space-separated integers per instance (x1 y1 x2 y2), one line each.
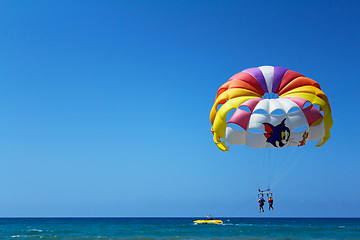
210 66 333 212
268 196 274 210
258 197 265 213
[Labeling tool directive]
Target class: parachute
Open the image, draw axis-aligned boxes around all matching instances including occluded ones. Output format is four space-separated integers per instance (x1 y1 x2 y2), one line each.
210 66 333 151
210 66 333 203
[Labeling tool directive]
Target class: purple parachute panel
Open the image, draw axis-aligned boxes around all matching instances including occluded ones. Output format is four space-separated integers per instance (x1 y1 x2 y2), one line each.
273 67 288 93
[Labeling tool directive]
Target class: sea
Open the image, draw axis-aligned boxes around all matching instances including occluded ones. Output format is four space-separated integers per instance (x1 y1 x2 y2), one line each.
0 218 359 240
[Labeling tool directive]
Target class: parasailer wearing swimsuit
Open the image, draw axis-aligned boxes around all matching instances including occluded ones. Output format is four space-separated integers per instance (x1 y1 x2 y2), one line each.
268 197 274 210
258 197 265 212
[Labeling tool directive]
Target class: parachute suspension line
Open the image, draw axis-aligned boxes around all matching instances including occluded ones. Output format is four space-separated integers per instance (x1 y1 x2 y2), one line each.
264 147 275 190
267 145 292 190
252 148 263 190
263 148 269 189
273 145 311 188
267 148 271 189
269 145 290 189
223 194 259 217
255 152 262 189
259 148 266 190
240 150 260 190
271 146 311 188
257 147 273 191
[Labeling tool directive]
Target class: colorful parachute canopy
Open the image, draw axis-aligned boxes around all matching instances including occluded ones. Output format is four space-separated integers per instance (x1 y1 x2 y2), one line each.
210 66 333 151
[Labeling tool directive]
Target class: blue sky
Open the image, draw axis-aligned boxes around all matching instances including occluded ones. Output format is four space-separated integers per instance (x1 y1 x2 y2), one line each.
0 0 359 217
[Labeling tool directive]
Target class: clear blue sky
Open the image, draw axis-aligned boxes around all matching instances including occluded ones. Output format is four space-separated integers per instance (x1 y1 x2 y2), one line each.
0 0 359 217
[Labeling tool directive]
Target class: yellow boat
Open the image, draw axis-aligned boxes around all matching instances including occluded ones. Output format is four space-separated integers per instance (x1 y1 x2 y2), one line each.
193 215 223 225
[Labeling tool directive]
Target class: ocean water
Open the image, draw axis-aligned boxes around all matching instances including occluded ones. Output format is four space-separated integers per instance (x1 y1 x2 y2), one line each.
0 218 359 240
